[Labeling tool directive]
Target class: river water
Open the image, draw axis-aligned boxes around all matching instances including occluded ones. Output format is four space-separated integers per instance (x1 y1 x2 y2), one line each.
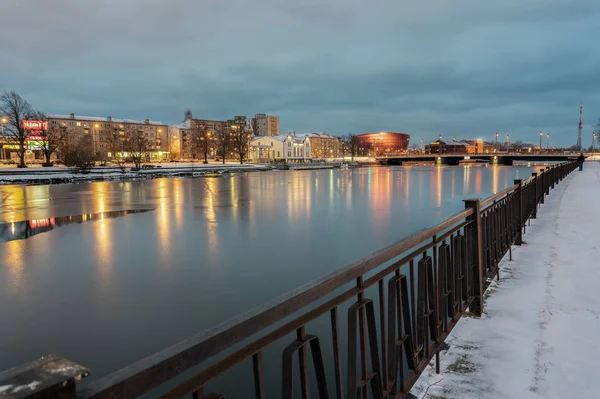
0 165 538 383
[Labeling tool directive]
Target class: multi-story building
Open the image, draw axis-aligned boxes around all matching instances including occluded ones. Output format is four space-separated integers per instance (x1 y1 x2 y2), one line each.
252 114 280 137
293 132 342 159
48 113 169 160
171 111 235 160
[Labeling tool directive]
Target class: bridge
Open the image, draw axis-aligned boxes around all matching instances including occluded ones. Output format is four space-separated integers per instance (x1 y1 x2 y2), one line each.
0 161 580 398
378 153 579 166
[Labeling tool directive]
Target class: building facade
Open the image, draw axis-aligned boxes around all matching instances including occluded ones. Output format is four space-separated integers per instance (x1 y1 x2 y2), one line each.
252 114 279 137
356 132 410 156
249 133 311 163
293 132 342 159
249 136 285 163
48 113 169 160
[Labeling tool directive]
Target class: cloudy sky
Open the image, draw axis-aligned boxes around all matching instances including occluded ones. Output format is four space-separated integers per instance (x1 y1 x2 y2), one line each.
1 0 599 146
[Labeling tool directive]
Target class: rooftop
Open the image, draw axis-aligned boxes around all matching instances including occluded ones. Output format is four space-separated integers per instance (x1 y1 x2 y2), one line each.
47 114 166 126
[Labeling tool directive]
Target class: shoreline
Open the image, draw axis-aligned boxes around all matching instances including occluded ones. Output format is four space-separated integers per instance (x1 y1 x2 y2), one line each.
0 163 356 186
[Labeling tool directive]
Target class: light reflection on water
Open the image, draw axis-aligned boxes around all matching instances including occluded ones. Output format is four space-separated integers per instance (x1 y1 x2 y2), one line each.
0 165 537 380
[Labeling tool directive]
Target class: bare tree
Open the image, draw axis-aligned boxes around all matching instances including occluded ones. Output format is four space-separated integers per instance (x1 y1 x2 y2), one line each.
0 91 33 168
344 133 360 161
122 125 149 169
191 121 214 164
214 125 232 165
62 136 95 173
32 112 63 166
230 116 252 164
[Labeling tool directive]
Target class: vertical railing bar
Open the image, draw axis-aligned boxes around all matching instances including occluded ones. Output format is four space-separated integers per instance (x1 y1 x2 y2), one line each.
330 307 343 399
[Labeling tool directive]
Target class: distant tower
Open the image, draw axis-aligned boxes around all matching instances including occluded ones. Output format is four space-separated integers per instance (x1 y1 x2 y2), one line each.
577 103 583 151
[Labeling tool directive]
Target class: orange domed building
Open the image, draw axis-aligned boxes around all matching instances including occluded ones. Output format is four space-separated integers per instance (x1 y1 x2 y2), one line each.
356 132 410 156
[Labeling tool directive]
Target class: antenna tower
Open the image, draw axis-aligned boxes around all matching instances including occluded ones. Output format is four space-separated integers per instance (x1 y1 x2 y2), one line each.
577 103 583 151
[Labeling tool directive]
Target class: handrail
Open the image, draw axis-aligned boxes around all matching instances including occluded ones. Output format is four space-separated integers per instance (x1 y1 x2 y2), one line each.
0 161 579 399
79 207 474 398
80 161 579 398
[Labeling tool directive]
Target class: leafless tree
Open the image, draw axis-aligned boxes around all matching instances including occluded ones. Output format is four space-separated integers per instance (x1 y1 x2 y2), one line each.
0 91 33 168
191 121 214 164
230 116 252 164
62 137 95 173
122 125 149 169
31 112 64 166
343 133 360 161
214 125 232 165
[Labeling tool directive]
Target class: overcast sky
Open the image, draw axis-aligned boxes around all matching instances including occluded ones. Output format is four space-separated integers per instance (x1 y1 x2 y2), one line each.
1 0 599 146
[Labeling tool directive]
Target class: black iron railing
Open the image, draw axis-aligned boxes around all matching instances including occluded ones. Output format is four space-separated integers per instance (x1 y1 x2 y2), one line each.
0 161 579 399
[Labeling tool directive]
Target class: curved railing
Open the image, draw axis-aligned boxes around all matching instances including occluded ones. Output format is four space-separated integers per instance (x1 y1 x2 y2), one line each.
0 161 578 399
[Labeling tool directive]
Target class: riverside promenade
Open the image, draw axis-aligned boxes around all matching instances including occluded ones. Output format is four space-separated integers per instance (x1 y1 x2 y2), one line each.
412 161 600 399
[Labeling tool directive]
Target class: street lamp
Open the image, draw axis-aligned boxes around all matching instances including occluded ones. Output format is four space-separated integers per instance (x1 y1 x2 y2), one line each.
506 134 510 151
495 132 499 153
546 133 550 150
539 131 543 154
593 133 597 155
420 138 424 154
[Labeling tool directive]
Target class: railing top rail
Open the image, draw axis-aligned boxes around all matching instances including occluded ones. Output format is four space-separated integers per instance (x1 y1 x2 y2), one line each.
79 161 574 398
79 207 473 398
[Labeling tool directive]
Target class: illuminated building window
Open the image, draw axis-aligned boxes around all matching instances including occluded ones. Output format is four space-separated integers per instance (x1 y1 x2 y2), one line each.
76 122 81 126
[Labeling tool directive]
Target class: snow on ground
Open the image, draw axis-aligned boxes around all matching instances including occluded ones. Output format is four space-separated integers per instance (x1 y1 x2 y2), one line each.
411 161 600 399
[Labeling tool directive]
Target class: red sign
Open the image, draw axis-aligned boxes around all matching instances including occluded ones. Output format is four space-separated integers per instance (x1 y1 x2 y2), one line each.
22 120 48 130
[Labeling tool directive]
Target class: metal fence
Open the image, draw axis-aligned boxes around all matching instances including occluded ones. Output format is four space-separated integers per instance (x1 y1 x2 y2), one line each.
5 162 578 399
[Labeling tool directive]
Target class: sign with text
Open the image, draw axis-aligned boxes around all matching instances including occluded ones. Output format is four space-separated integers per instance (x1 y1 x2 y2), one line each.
22 120 48 131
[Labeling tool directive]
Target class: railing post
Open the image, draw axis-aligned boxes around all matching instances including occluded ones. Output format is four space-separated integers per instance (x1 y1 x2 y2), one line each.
545 166 550 195
551 165 556 189
531 172 538 218
513 179 523 245
539 168 545 204
464 199 484 317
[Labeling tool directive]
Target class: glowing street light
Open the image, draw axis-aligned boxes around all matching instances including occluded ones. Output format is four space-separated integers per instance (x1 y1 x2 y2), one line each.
495 132 499 152
539 131 543 153
546 133 550 150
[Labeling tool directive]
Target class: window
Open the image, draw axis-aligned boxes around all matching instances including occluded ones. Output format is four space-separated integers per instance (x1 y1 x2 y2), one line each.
288 151 291 157
277 151 280 157
76 122 81 126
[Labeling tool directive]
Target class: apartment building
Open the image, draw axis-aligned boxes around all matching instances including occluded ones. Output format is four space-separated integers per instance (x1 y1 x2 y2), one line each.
252 114 280 137
48 113 168 160
171 110 232 160
293 132 342 159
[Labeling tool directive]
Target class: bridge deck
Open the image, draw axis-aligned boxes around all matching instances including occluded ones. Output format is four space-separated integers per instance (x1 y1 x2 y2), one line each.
411 161 600 398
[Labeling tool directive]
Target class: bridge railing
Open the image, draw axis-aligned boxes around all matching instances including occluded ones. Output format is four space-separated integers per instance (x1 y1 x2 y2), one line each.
0 162 578 399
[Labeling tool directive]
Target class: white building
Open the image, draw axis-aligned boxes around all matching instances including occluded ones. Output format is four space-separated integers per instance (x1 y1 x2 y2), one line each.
249 136 285 163
249 133 311 163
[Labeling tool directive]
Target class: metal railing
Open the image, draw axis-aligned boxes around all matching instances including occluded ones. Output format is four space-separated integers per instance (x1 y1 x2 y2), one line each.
2 162 578 399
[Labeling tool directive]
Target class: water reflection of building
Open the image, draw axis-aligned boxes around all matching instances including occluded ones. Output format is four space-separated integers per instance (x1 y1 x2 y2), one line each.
0 210 151 242
356 132 410 156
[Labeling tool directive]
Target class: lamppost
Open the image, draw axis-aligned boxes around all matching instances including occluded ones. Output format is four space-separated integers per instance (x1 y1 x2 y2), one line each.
506 134 510 152
593 133 597 155
420 138 424 154
453 136 457 154
438 135 442 154
539 131 543 154
546 133 550 150
1 116 7 161
495 132 499 153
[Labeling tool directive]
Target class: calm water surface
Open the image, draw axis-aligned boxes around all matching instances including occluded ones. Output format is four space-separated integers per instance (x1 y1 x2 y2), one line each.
0 165 536 380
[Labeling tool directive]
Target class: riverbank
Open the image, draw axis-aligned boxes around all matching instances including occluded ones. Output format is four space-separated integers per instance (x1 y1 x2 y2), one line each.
0 164 267 185
0 162 361 185
411 162 600 398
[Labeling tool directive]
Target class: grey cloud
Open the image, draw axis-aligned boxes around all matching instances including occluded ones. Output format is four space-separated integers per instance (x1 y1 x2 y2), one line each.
1 0 599 146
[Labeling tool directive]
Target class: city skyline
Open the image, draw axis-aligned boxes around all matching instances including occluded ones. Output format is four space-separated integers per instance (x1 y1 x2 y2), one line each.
1 1 599 146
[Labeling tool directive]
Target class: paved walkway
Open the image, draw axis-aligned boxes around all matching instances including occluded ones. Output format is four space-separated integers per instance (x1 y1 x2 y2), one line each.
411 161 600 399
